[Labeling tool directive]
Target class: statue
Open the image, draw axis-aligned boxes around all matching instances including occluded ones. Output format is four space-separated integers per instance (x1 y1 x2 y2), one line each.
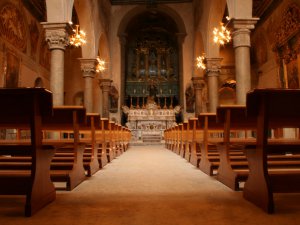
147 80 157 104
185 84 195 113
109 85 119 113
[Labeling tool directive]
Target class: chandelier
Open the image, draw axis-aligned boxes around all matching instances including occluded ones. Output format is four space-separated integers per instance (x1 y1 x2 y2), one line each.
196 54 206 70
96 56 105 73
69 24 86 47
213 16 231 45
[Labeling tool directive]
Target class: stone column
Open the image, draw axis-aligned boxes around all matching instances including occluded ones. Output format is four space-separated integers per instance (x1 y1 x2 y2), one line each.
192 77 205 115
206 58 222 113
79 58 97 113
100 79 112 118
232 18 258 104
41 22 72 106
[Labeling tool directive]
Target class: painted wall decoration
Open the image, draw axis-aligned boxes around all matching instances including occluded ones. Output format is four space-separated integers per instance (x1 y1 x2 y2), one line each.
272 3 300 88
0 41 5 87
39 33 50 70
29 20 40 59
5 50 20 88
0 3 27 52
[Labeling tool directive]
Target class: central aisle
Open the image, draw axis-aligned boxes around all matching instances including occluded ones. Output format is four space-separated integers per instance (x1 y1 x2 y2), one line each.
1 145 299 225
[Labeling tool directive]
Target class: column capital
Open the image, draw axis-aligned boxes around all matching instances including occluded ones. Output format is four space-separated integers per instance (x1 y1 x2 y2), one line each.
232 18 259 48
99 79 112 91
232 18 259 30
205 57 222 75
192 77 205 90
78 58 97 78
41 22 72 50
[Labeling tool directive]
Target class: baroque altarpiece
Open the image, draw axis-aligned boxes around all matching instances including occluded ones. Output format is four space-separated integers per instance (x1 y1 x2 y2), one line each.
123 29 181 142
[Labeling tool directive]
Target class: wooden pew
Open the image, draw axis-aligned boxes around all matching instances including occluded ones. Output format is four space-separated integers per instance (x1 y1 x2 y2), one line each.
172 125 179 152
243 88 300 213
176 123 183 155
164 128 170 149
197 113 223 175
96 118 109 168
81 113 101 176
185 118 197 162
42 106 88 191
115 124 124 156
104 121 116 162
123 126 131 151
0 88 55 216
180 122 188 158
189 118 202 167
215 105 255 190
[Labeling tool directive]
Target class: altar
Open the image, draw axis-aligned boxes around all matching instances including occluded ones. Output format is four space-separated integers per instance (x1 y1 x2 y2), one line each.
122 103 179 143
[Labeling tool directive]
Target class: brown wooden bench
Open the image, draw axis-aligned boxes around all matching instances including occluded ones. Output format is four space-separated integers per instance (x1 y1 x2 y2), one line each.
243 88 300 213
97 118 109 167
215 105 256 190
176 123 183 155
0 88 55 216
81 113 101 176
180 122 188 158
42 106 88 190
197 113 223 175
189 118 202 167
172 125 179 153
185 118 197 162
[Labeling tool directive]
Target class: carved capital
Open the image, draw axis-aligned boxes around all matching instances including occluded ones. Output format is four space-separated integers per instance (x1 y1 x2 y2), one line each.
99 79 112 92
232 18 258 48
78 58 97 78
41 22 72 50
205 58 222 75
192 77 205 90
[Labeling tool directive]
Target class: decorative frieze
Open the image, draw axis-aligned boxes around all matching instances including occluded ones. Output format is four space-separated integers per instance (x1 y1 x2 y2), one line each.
0 3 27 52
273 3 300 49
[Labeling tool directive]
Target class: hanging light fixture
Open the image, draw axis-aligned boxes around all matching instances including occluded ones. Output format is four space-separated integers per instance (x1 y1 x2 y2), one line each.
196 54 206 70
96 56 105 73
213 16 231 45
69 24 86 47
